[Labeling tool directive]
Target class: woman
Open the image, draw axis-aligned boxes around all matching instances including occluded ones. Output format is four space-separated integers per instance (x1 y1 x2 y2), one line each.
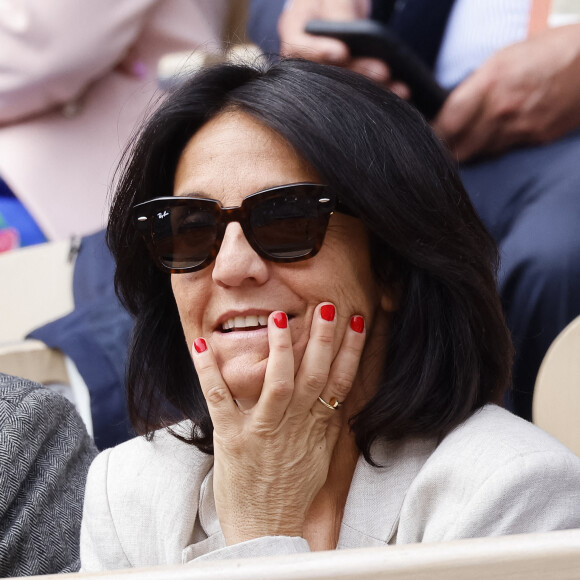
80 59 580 570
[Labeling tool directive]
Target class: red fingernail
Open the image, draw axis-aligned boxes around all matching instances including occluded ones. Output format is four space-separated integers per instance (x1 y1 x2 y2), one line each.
320 304 335 321
273 312 287 329
350 316 365 333
194 338 207 353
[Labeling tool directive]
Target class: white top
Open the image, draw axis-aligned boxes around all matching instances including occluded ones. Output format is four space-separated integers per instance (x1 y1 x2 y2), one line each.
80 405 580 570
435 0 532 88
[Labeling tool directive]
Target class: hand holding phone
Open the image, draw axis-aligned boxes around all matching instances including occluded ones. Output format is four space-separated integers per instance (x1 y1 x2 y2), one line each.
305 19 448 120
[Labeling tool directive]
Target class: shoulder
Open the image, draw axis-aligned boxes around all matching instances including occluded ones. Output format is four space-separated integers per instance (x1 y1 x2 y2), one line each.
87 422 214 502
0 372 76 419
397 405 580 542
85 422 214 508
0 374 97 576
91 422 214 491
0 372 95 472
81 423 214 570
435 404 579 467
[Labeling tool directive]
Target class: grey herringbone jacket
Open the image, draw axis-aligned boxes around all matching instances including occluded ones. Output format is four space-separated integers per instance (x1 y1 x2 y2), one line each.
0 373 97 577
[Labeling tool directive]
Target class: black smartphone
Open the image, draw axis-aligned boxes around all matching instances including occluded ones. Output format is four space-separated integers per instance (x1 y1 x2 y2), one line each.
305 19 448 120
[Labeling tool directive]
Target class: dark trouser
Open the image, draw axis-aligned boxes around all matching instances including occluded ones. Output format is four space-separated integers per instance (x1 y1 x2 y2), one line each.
460 127 580 420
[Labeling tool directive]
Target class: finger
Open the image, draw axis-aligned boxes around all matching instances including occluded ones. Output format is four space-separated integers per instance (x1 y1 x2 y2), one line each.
315 315 366 419
349 57 391 83
278 1 351 63
388 80 411 101
191 337 239 430
470 120 525 159
447 89 507 161
253 312 296 427
278 0 367 61
450 113 500 161
431 72 488 153
349 57 412 99
280 34 351 64
290 303 338 415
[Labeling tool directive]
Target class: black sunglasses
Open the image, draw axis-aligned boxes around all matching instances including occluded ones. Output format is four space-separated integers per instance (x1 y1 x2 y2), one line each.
133 183 351 273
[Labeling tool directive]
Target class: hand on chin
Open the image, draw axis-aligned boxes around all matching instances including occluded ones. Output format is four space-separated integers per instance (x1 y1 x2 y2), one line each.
217 355 268 411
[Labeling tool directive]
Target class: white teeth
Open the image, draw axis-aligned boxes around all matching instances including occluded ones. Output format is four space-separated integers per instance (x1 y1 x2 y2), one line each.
221 314 271 331
246 315 258 327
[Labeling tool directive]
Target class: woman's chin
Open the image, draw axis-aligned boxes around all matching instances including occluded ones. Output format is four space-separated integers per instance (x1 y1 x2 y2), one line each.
219 358 267 411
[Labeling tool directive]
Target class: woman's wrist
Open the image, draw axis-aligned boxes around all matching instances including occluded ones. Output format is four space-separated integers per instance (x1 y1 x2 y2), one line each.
221 519 304 546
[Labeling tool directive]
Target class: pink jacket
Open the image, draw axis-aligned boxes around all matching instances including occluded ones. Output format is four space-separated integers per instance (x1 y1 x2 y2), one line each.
0 0 227 240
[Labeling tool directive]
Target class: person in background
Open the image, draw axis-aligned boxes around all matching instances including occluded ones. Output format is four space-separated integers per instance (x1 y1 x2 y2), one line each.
0 0 232 450
0 373 97 576
80 59 580 570
247 0 580 423
0 0 228 248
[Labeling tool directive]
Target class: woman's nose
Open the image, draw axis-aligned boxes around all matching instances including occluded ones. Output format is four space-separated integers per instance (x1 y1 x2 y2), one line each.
212 222 269 287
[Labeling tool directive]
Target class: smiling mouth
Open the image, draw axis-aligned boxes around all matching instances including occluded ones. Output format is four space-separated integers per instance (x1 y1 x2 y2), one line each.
220 314 293 333
221 315 269 333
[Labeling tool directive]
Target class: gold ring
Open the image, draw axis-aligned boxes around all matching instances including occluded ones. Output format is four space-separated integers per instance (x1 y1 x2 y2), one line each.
317 396 343 410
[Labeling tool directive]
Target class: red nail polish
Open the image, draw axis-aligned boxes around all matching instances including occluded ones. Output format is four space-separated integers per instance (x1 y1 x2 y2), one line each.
320 304 335 322
273 312 287 329
194 338 207 353
350 316 365 333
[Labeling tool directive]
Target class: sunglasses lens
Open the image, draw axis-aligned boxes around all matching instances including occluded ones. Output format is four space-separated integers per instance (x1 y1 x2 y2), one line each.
250 187 332 259
151 204 217 270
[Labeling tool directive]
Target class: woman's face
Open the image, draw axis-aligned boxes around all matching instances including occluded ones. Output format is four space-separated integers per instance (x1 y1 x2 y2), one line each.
171 111 393 409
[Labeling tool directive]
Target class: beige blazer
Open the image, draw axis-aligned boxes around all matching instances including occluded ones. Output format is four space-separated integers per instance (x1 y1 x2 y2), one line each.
80 405 580 571
0 0 226 240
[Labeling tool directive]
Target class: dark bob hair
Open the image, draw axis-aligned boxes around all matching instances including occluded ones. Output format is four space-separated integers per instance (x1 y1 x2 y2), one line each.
108 58 513 462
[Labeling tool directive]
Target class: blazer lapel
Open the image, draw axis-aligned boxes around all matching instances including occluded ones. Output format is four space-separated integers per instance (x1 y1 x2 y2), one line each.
338 437 437 548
